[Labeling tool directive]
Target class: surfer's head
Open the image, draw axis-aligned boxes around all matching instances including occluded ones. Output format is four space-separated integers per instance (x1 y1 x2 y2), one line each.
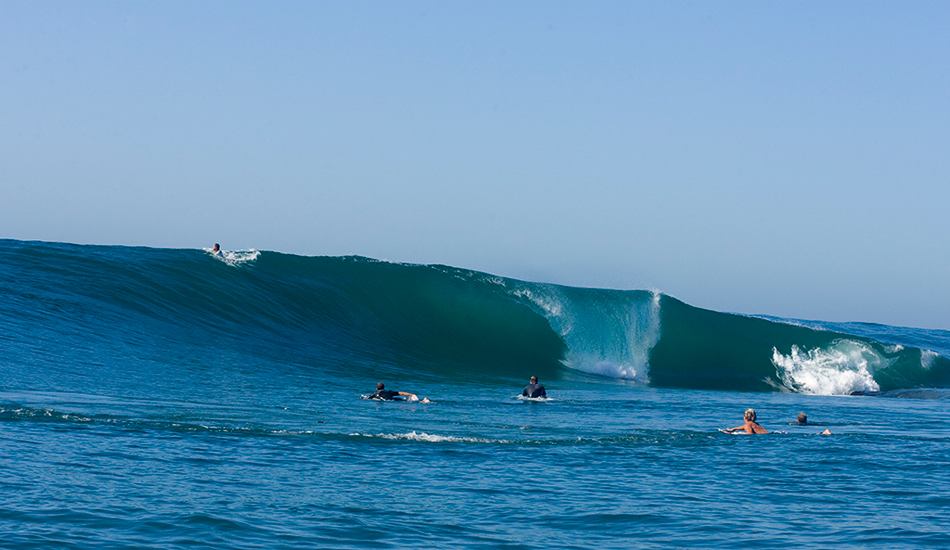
530 376 538 384
744 409 756 422
213 243 220 251
377 382 385 390
797 413 807 425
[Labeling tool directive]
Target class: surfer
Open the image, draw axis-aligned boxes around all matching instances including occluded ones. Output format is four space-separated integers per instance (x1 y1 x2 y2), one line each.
795 413 831 434
723 408 769 434
368 382 429 403
212 243 223 257
522 376 546 398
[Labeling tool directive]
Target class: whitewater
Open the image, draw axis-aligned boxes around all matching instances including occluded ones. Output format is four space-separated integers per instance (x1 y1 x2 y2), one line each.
2 239 950 549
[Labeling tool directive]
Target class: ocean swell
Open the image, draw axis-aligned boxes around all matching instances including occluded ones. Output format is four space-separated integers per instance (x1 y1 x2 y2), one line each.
1 239 948 395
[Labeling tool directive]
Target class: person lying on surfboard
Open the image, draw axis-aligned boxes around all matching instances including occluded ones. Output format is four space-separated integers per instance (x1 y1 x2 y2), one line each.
795 412 832 434
368 382 430 403
723 408 769 434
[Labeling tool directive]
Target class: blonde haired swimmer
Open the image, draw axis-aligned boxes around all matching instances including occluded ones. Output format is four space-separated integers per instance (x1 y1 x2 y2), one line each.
723 408 769 434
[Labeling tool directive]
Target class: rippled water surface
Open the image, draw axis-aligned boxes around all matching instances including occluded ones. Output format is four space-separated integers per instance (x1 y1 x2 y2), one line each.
4 385 950 549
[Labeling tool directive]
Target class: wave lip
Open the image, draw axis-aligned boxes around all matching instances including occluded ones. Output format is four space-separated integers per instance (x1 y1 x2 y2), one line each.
513 284 661 382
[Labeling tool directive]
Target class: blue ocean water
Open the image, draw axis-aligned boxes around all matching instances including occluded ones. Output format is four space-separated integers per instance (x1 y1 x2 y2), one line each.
2 239 949 549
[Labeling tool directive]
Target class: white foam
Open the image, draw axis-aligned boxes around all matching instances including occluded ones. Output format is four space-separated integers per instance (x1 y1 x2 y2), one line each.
205 248 260 267
352 431 506 444
921 349 938 370
771 340 891 395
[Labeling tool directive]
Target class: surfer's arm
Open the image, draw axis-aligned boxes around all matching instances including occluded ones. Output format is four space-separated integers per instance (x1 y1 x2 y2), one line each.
396 391 418 399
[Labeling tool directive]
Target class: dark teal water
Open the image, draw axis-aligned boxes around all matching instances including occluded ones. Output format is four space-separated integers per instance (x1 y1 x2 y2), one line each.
2 239 949 548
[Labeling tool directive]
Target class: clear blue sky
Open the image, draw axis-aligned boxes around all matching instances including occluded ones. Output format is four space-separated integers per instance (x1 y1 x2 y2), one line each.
2 1 949 329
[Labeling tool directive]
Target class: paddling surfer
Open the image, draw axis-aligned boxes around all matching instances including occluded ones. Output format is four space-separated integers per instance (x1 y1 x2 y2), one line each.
723 408 769 434
368 382 429 403
795 412 831 434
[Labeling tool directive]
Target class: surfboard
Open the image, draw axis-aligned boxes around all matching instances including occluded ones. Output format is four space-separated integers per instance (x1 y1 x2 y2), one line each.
719 428 788 435
515 395 553 402
361 394 404 401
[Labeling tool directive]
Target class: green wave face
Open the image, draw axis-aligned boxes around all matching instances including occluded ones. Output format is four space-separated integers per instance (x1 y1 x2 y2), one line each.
2 239 947 395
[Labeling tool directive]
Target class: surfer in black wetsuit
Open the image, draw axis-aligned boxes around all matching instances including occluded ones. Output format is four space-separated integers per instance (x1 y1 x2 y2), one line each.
522 376 546 398
368 382 429 403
